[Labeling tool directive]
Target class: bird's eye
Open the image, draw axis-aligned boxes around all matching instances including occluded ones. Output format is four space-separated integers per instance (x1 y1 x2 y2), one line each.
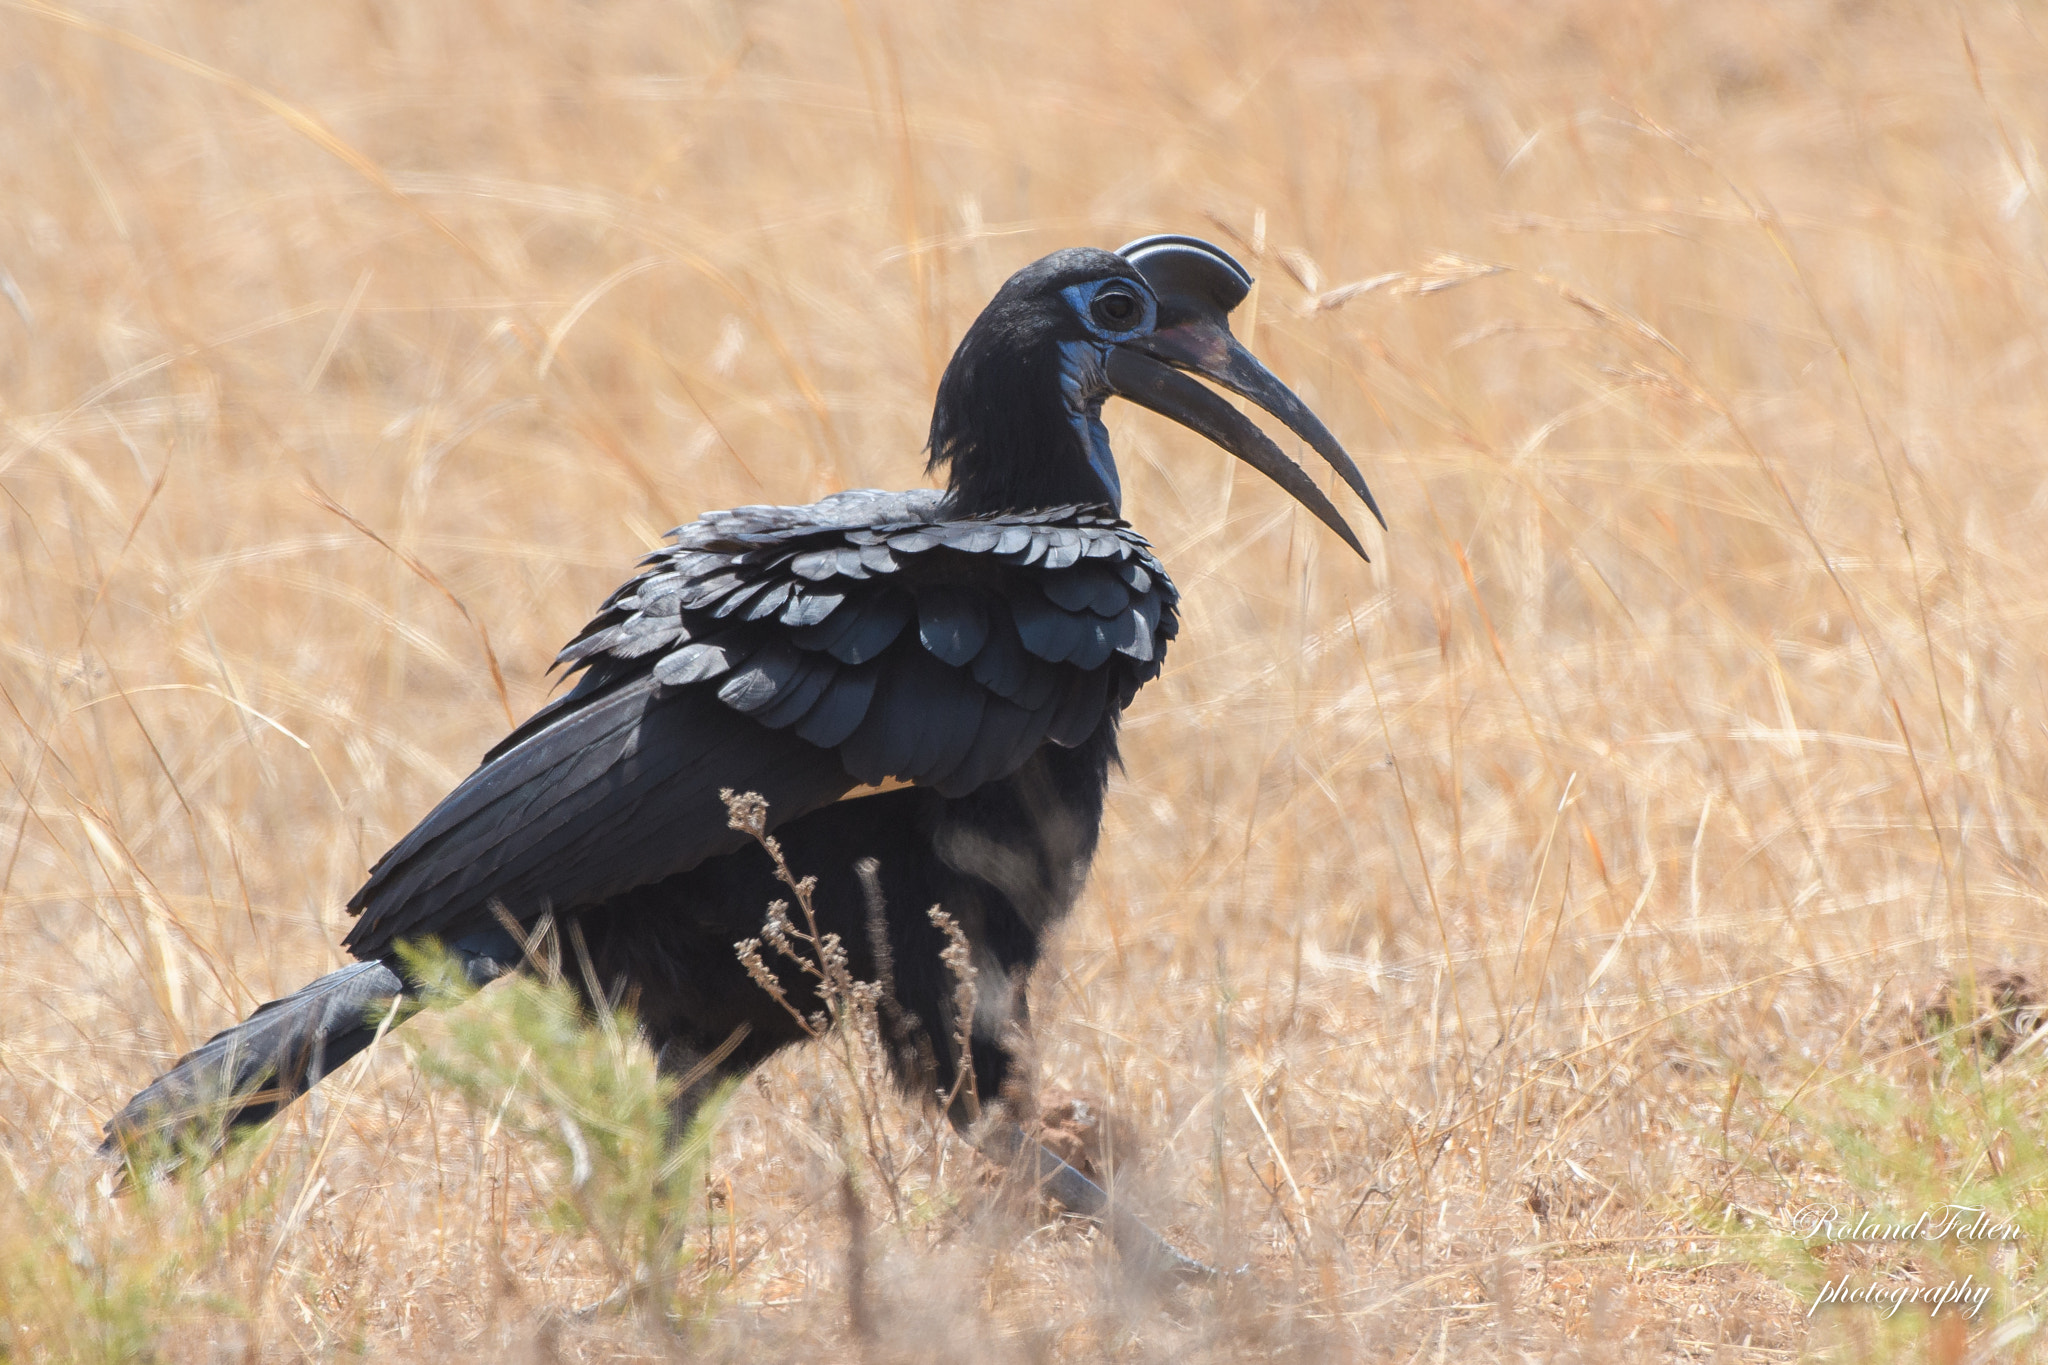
1091 287 1140 331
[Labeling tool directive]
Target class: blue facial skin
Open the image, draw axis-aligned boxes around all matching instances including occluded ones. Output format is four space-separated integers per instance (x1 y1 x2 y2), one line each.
1055 339 1121 510
1055 278 1159 515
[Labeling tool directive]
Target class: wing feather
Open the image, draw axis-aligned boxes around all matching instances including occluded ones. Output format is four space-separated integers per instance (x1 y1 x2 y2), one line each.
343 493 1179 954
779 587 846 627
652 638 745 687
1065 616 1116 670
717 638 810 713
916 586 990 667
1047 669 1109 747
1008 588 1089 662
344 679 857 956
793 666 879 747
755 651 839 727
829 590 914 664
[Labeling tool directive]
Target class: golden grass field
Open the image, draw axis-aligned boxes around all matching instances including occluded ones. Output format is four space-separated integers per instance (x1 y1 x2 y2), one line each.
5 0 2048 1357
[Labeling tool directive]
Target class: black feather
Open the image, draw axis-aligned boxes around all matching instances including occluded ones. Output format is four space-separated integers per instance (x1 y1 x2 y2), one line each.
1110 606 1153 662
633 574 685 614
779 588 846 628
653 639 744 687
718 639 809 714
1041 528 1084 570
345 677 857 956
1009 589 1088 662
919 677 988 784
713 579 778 620
557 624 626 660
743 581 796 621
792 666 879 747
1128 589 1162 643
787 599 864 654
1042 570 1129 617
790 549 846 581
1046 670 1108 747
100 960 413 1158
610 614 687 659
679 571 745 610
968 608 1032 701
1010 656 1066 711
930 693 1034 795
1057 617 1109 670
938 523 1006 554
755 652 838 729
916 586 990 667
840 649 966 783
829 591 913 664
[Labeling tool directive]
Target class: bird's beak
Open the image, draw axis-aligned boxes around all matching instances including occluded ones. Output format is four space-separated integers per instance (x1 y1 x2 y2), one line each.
1105 312 1384 562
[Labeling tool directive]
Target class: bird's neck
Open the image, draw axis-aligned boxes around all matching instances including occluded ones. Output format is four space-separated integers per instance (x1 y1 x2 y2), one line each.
929 342 1123 518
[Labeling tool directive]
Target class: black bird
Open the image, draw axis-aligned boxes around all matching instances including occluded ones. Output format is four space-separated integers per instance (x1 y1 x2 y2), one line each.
103 236 1383 1273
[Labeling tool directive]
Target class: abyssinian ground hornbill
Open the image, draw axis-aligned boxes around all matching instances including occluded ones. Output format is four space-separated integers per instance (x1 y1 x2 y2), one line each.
103 235 1384 1276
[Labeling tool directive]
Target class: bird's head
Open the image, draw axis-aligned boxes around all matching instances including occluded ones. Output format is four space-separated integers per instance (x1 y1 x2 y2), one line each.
928 235 1384 557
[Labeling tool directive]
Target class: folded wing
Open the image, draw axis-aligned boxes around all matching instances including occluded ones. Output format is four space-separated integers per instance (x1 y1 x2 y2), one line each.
343 490 1179 958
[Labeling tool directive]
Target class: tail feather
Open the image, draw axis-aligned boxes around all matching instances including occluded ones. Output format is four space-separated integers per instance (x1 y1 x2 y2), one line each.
101 960 410 1165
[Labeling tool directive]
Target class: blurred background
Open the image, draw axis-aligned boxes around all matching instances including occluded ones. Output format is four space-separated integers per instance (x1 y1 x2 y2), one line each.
4 0 2048 1357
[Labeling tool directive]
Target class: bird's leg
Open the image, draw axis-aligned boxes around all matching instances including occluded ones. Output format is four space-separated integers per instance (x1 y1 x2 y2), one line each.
970 1117 1217 1284
653 1024 754 1140
564 1030 762 1324
655 1040 720 1136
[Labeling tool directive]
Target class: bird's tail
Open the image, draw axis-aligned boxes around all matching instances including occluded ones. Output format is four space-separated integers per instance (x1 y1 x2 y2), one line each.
102 929 522 1178
100 960 413 1171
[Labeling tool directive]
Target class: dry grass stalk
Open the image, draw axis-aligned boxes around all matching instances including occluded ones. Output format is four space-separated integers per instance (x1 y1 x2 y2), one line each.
725 789 905 1211
927 906 981 1125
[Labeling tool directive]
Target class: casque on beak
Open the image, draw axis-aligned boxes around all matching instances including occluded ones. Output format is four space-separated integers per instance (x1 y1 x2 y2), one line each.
1105 235 1385 561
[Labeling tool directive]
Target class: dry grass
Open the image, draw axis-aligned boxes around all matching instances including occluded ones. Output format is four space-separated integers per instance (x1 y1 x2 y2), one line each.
5 0 2048 1357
